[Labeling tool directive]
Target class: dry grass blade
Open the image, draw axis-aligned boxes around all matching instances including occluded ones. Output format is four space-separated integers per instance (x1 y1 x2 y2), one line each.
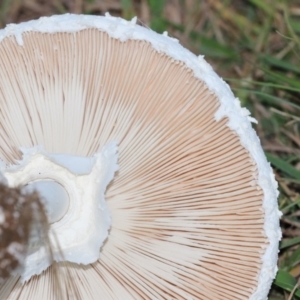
288 278 300 300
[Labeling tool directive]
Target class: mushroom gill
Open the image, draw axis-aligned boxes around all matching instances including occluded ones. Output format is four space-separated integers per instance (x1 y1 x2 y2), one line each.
0 15 280 300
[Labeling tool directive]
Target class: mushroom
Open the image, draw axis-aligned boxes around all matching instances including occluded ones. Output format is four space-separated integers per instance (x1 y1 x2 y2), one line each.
0 14 281 300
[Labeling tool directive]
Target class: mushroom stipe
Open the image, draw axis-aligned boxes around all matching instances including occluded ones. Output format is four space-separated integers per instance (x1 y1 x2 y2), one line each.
0 14 281 300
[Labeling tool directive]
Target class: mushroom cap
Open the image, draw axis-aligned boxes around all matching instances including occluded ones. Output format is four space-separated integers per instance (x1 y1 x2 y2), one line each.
0 14 281 300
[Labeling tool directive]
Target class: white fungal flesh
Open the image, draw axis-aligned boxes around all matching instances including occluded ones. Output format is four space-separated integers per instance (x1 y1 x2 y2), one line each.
2 142 118 281
0 14 281 300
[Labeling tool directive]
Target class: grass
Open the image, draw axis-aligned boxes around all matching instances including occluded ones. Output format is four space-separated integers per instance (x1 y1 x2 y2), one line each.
1 0 300 298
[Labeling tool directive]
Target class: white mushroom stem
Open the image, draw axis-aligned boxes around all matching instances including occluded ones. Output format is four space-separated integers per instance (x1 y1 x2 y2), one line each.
24 180 69 224
2 141 119 282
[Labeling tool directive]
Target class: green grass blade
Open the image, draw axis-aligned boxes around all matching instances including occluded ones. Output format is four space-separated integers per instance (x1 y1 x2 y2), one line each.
281 198 300 215
232 89 300 110
226 78 300 93
273 269 300 297
280 236 300 250
120 0 134 19
260 54 300 74
148 0 166 32
287 246 300 269
266 153 300 180
264 69 300 89
190 32 237 59
248 0 275 16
